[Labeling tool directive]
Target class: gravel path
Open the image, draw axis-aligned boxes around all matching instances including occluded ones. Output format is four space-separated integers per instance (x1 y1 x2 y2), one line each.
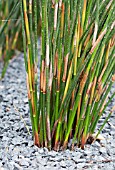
0 55 115 170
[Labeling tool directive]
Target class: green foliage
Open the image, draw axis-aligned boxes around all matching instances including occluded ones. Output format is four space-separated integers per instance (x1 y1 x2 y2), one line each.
21 0 115 150
0 0 22 79
0 0 41 79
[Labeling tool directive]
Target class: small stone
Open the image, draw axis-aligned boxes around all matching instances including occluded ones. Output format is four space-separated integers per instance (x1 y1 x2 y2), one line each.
40 160 47 166
65 160 73 167
19 159 30 167
94 141 101 147
23 98 28 104
0 85 4 89
69 166 75 170
100 139 106 146
55 155 64 162
95 155 105 162
13 100 19 104
71 152 81 158
50 162 58 167
43 147 49 153
2 136 9 141
12 155 18 161
38 148 44 154
36 157 47 166
91 165 98 170
60 161 66 168
39 165 46 170
75 163 86 169
77 159 86 163
99 147 107 154
11 138 21 145
84 149 91 155
48 150 57 157
28 141 34 147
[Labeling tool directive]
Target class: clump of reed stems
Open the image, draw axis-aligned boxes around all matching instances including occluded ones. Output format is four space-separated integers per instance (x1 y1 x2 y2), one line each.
0 0 22 78
0 1 41 79
21 0 115 150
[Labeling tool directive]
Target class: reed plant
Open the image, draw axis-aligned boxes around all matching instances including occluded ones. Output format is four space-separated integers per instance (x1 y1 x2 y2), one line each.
0 0 22 78
0 1 41 79
21 0 115 150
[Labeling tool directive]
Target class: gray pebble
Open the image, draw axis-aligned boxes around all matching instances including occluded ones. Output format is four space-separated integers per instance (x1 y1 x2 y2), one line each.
60 160 66 168
19 159 30 167
99 147 107 154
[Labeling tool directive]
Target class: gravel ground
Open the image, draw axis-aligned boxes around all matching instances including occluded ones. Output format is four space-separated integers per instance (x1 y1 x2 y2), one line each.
0 55 115 170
